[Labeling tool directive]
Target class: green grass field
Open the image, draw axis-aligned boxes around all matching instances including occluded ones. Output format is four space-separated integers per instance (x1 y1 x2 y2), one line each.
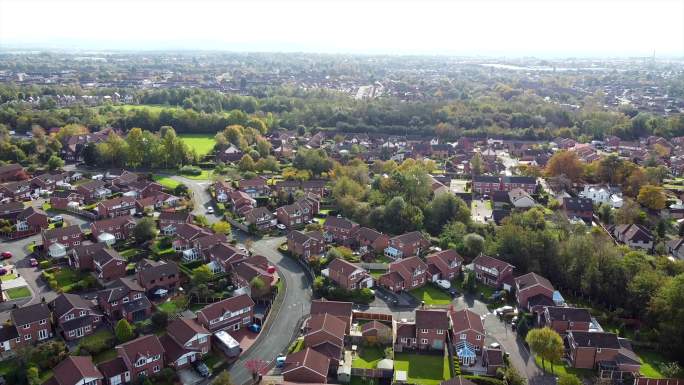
0 273 17 282
352 346 385 369
410 284 452 305
394 352 451 385
637 349 667 378
5 286 31 299
179 134 216 155
533 355 593 377
153 175 181 189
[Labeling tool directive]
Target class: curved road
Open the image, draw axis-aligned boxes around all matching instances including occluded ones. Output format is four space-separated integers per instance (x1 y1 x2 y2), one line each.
228 236 312 385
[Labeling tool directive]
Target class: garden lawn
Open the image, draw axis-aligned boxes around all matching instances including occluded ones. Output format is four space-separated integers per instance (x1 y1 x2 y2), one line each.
394 352 451 385
183 169 213 180
370 269 386 279
119 249 138 259
157 300 180 315
410 284 452 305
93 348 118 364
636 349 667 378
179 134 216 155
352 346 385 369
5 286 31 299
0 273 17 281
55 268 85 287
533 355 593 377
153 175 181 189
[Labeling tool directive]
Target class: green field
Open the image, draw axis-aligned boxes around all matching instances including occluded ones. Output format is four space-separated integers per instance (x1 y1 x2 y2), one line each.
5 286 31 299
352 346 385 369
179 134 216 155
637 349 668 378
394 352 451 385
410 284 452 305
153 175 181 189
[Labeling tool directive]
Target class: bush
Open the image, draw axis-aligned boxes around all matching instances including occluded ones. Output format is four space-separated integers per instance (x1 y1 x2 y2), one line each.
78 333 115 355
39 260 51 269
180 165 202 176
463 375 505 385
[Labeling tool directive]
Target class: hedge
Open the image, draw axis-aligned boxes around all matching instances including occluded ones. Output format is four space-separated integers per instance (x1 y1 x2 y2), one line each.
463 375 505 385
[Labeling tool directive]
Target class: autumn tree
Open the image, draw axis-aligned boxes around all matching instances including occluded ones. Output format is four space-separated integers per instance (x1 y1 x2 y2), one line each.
637 185 666 210
545 150 584 183
525 327 564 374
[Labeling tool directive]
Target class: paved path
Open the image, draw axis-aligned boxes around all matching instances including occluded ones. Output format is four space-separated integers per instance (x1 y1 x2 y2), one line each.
227 236 312 385
169 176 222 224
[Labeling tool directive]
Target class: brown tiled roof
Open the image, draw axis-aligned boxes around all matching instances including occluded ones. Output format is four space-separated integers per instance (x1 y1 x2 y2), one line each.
391 231 427 244
483 348 504 366
283 348 330 378
569 331 620 349
415 309 449 330
360 320 391 335
166 318 209 346
11 303 50 326
42 224 82 240
324 216 357 230
53 356 102 385
388 256 428 283
396 322 416 338
175 223 212 241
305 313 346 344
515 272 554 292
91 215 135 232
450 309 484 334
160 334 191 362
473 255 514 271
426 249 463 270
116 334 164 362
310 299 352 321
354 227 386 243
51 293 97 319
198 294 255 322
158 211 192 222
97 196 136 210
545 306 592 323
137 261 179 287
327 258 362 279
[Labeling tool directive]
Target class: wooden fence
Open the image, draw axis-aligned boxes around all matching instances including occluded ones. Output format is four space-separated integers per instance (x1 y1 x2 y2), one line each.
352 311 393 322
350 368 393 378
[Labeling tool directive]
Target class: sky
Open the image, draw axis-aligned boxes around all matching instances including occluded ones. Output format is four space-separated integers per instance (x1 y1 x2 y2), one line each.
1 0 683 57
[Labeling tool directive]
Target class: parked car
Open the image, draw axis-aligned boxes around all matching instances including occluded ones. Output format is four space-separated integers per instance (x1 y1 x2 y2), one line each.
275 355 287 368
206 207 214 214
0 268 7 276
248 323 261 333
276 224 286 230
448 287 460 297
0 251 12 259
435 280 451 289
494 306 515 316
193 361 211 377
50 215 63 223
30 258 38 267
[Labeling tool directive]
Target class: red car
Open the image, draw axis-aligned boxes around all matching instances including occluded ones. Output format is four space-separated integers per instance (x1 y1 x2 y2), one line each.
0 252 11 260
30 258 38 267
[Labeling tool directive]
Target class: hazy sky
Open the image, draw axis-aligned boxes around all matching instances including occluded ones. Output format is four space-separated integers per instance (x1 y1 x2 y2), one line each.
1 0 683 57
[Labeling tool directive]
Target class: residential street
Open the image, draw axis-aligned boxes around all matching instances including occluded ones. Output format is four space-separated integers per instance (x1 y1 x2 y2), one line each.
170 175 223 224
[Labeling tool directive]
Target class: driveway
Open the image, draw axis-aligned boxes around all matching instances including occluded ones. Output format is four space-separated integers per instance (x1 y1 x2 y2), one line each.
471 199 492 223
169 176 222 224
226 236 312 385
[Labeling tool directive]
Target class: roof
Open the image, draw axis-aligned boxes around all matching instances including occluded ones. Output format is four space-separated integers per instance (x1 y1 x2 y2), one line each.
310 299 353 321
324 216 357 230
287 230 324 246
97 357 127 378
305 313 346 344
11 302 50 326
137 261 179 287
473 175 501 183
100 277 145 302
327 258 363 278
563 197 593 211
166 318 209 346
426 249 463 270
440 377 478 385
198 294 255 322
0 201 25 213
0 325 18 342
174 223 212 241
17 206 46 221
396 322 416 339
97 196 136 210
569 331 620 349
354 227 386 243
483 348 504 366
91 215 135 232
450 309 484 334
53 356 102 385
473 255 514 272
545 306 592 323
51 293 96 318
515 272 554 292
391 231 428 245
616 224 653 243
42 224 82 240
283 348 330 378
158 211 192 222
360 320 391 335
503 176 536 185
415 309 449 330
388 256 428 283
116 334 164 362
160 334 191 362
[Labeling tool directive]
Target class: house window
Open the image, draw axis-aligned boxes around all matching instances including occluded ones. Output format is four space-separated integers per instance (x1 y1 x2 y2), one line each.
243 316 251 325
199 336 207 343
421 339 428 344
23 324 30 329
69 330 75 337
476 335 482 340
233 324 240 331
437 330 444 335
153 365 160 373
420 329 428 333
597 348 602 353
15 337 20 343
80 310 86 316
24 334 31 341
134 293 142 300
569 322 574 327
39 319 46 325
122 297 129 303
460 334 467 340
401 338 407 343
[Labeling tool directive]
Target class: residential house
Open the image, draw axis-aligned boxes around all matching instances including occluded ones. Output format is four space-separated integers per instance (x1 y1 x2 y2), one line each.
472 175 501 195
161 318 211 369
666 238 684 260
565 331 641 372
50 190 84 210
51 293 102 341
579 185 624 209
196 294 255 333
158 211 192 235
482 348 505 375
322 258 373 290
514 272 555 311
0 201 25 219
502 176 537 194
228 190 256 216
237 177 270 198
96 196 137 218
244 206 276 230
283 347 330 383
205 242 249 273
42 225 85 257
97 357 130 385
11 303 52 346
0 180 32 200
47 356 103 385
303 313 346 369
172 223 213 252
31 172 68 194
384 231 430 259
97 277 151 323
508 188 536 209
76 180 111 203
115 334 166 379
352 227 389 255
310 300 353 333
15 206 49 231
472 255 514 290
561 197 593 225
395 322 418 352
450 309 485 365
230 255 279 295
212 181 234 203
70 244 126 282
378 256 428 292
277 201 313 229
90 215 136 242
136 260 180 298
287 230 325 261
323 216 359 244
217 144 243 163
415 309 449 350
612 224 654 252
426 249 463 281
541 306 592 335
0 163 26 182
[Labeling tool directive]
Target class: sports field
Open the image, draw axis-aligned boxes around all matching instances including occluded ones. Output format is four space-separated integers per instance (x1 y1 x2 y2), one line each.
179 134 216 155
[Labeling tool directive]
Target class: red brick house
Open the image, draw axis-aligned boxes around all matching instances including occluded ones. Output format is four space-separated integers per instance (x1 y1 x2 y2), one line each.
395 322 417 352
11 303 53 346
161 318 211 369
384 231 430 259
566 331 641 372
172 223 213 252
303 313 346 368
47 356 103 385
277 201 314 229
541 307 592 335
136 260 180 297
0 163 27 182
310 300 353 333
237 177 270 198
514 272 555 311
472 255 514 290
76 179 111 203
90 215 136 242
283 347 330 383
0 180 32 200
49 190 83 210
415 309 449 350
378 256 428 292
97 277 151 323
206 242 249 273
323 258 373 290
96 196 137 218
196 294 255 333
42 225 84 257
244 206 276 230
115 334 166 379
229 190 257 216
287 230 325 261
51 293 103 341
231 255 279 295
352 227 389 255
212 180 233 203
561 197 594 225
426 249 463 281
158 211 192 235
472 175 502 194
450 309 485 364
15 206 49 231
323 216 359 244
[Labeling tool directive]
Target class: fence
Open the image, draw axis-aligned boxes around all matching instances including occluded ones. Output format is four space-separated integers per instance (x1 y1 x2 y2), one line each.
64 206 97 220
225 217 249 232
360 262 388 270
353 311 393 322
350 368 394 378
0 228 39 240
636 379 684 385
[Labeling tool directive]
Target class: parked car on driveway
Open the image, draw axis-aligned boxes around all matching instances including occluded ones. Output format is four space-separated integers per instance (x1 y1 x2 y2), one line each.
206 207 214 214
50 215 63 223
0 268 7 275
1 251 12 259
435 279 451 289
193 361 211 377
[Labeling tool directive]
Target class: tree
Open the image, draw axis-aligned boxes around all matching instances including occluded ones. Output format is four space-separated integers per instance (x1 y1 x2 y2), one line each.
151 311 168 330
463 233 485 258
174 183 189 196
133 217 157 244
616 199 643 224
501 365 526 385
545 150 583 182
471 153 483 176
557 374 581 385
650 273 684 359
238 154 256 172
193 265 214 285
213 371 232 385
525 327 564 374
425 193 470 234
47 154 64 171
659 362 682 378
637 185 666 210
212 221 232 235
115 319 134 343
